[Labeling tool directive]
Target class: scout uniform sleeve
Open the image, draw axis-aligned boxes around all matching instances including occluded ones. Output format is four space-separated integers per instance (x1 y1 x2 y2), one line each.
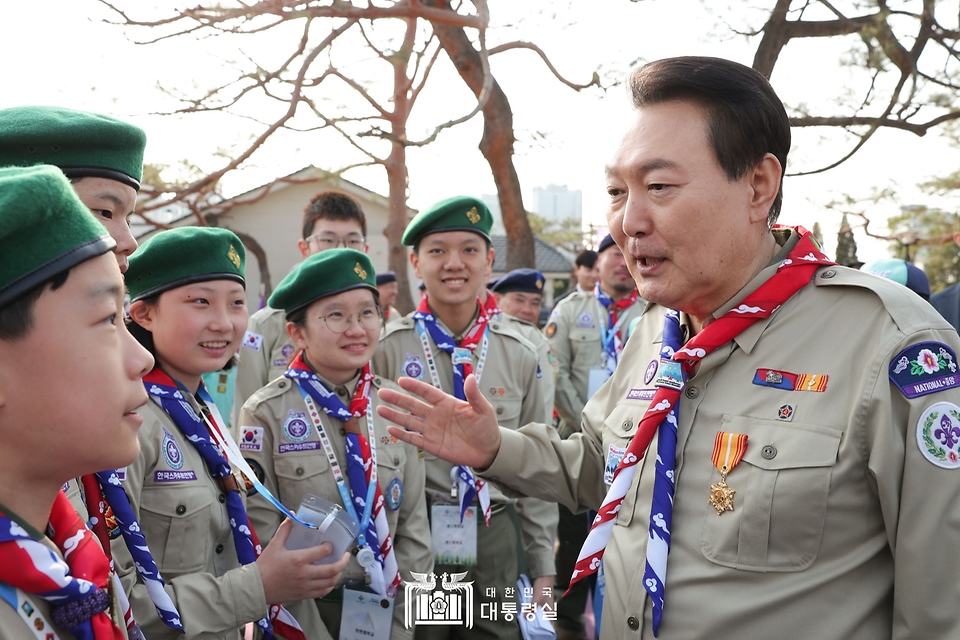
549 304 585 433
112 413 267 639
866 327 960 638
233 310 274 424
238 400 284 547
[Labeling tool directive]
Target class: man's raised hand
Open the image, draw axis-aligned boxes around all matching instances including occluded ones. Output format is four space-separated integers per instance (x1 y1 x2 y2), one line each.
376 373 501 470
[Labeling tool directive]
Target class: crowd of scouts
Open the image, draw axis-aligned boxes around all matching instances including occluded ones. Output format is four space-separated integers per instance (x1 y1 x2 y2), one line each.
3 54 960 640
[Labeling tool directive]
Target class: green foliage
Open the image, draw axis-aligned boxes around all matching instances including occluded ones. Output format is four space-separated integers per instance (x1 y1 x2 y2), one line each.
836 214 859 266
886 207 959 294
527 212 587 254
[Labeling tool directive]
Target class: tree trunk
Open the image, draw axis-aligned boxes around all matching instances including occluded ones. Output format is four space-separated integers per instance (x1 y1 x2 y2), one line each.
425 0 535 270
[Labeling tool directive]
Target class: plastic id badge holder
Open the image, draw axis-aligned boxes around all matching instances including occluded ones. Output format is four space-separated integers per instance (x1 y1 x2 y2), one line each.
340 588 396 640
431 504 478 565
285 494 359 564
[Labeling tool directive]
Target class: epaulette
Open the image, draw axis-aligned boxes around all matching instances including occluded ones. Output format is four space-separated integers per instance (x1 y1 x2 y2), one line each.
488 316 540 356
243 374 296 409
381 316 416 340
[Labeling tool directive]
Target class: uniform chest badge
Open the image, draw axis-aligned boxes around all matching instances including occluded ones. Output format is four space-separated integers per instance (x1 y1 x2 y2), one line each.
281 343 296 359
643 360 658 385
575 312 594 328
239 426 264 452
654 360 684 391
403 353 424 379
917 402 960 468
890 342 960 398
242 331 263 352
386 477 404 511
604 444 627 485
162 429 184 470
753 368 828 392
282 410 311 443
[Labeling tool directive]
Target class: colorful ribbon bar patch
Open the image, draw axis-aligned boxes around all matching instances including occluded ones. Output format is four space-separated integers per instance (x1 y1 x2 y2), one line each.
753 368 828 392
709 431 748 515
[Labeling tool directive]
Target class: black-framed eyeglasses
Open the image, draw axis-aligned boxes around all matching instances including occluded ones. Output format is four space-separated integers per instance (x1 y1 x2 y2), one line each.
316 307 383 333
305 233 366 249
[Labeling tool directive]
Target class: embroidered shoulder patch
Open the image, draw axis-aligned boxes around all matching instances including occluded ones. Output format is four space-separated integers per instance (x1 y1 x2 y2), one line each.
545 322 557 339
243 331 263 351
239 426 264 452
917 402 960 468
889 342 960 398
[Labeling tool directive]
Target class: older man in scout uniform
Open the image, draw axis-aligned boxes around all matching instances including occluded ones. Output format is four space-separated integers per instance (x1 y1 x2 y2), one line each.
234 191 369 427
376 56 960 639
0 165 154 640
377 271 402 323
373 196 557 639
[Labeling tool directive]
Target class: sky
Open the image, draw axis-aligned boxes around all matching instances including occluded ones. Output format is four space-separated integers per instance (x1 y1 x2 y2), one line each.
3 0 959 263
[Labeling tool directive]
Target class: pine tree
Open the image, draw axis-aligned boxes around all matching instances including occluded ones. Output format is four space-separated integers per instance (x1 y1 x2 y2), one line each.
836 214 859 267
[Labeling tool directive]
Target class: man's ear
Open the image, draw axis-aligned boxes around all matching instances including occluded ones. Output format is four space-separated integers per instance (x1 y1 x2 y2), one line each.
297 238 311 259
410 250 422 280
747 153 783 225
128 300 156 332
286 321 309 351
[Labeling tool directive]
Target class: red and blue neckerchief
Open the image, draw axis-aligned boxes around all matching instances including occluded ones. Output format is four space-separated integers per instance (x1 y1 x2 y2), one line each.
285 355 402 597
571 227 834 636
143 367 304 640
594 283 639 374
79 471 183 633
0 491 125 640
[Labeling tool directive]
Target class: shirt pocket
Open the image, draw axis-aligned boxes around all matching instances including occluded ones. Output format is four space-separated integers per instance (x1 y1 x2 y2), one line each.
490 392 523 431
274 451 331 509
140 485 214 574
603 401 650 529
569 329 600 366
700 415 841 572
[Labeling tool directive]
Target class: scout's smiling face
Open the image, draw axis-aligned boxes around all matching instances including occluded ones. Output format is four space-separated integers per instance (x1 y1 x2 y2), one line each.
411 231 494 310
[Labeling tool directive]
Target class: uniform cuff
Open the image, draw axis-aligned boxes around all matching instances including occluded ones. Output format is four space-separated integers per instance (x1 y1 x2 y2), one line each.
480 428 527 488
524 551 557 580
226 562 268 627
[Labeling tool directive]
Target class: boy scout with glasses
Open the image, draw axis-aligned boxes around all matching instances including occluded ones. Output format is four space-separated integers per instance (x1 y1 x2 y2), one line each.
0 165 154 639
234 191 369 427
373 196 557 640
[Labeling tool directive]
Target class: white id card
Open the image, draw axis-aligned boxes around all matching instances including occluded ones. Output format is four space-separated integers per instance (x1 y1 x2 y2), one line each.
587 366 612 400
339 588 395 640
431 504 478 565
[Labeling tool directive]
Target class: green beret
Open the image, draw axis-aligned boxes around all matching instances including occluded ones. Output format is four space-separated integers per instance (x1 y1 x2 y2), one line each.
401 196 493 246
126 227 245 302
269 248 377 317
0 106 147 191
0 165 115 309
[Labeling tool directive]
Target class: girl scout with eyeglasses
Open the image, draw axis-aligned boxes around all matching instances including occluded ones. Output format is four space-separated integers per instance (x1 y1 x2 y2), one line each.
113 227 349 640
238 249 432 640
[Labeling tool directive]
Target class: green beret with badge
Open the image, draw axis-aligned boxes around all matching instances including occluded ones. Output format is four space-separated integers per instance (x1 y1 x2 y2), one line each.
401 195 493 246
0 106 147 191
269 248 377 318
126 227 245 302
0 164 115 309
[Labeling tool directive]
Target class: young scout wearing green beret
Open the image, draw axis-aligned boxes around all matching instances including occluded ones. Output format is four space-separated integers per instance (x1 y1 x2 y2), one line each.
234 191 369 430
0 165 154 640
238 249 432 640
373 196 557 640
377 56 960 639
115 227 349 639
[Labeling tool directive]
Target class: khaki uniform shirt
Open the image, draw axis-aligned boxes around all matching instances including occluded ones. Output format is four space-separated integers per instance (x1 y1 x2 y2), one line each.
238 371 433 640
482 230 960 639
0 504 128 640
113 393 266 640
234 307 297 428
64 478 89 523
496 312 558 422
546 289 643 436
374 312 558 579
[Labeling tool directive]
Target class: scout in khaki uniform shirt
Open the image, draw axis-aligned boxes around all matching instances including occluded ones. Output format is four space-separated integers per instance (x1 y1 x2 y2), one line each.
373 196 557 640
234 191 369 426
239 249 432 640
376 271 402 324
0 165 154 640
0 106 148 524
115 227 349 640
377 57 960 640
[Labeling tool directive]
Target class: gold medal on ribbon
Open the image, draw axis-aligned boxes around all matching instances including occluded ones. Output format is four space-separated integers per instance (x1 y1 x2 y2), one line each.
708 431 748 515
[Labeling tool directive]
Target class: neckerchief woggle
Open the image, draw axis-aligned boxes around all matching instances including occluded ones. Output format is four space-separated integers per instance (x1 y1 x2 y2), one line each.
569 227 835 636
0 491 125 640
143 368 306 640
595 283 639 375
411 296 492 525
285 355 402 597
77 471 183 634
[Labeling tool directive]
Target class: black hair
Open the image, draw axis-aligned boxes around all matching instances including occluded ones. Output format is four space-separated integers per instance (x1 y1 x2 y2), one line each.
575 250 598 269
302 190 367 239
0 270 70 341
629 56 791 225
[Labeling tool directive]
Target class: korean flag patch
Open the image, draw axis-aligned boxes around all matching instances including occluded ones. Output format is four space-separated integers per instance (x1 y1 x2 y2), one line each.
243 331 264 352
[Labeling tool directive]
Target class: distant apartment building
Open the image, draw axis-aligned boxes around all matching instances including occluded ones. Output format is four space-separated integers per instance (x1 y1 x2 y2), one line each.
533 184 582 222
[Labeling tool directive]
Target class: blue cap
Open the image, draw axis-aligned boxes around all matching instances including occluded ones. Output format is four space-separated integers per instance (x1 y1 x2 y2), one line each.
491 268 545 294
862 258 930 300
376 271 397 286
598 234 616 253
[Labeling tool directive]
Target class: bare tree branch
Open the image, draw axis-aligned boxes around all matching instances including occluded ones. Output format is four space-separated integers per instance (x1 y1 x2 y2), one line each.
488 41 601 91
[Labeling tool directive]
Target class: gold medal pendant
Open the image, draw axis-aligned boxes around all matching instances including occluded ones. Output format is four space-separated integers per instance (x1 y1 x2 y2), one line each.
708 471 736 515
709 432 748 516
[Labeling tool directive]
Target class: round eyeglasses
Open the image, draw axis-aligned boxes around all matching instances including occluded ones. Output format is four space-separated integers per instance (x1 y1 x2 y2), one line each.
317 307 383 333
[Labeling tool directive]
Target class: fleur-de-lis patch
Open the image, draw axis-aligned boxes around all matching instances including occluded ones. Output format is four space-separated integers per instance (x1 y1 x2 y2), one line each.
465 207 481 224
227 244 241 268
354 262 368 280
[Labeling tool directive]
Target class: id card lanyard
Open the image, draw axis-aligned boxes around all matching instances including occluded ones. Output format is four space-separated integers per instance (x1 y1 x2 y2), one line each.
597 299 630 368
415 320 490 389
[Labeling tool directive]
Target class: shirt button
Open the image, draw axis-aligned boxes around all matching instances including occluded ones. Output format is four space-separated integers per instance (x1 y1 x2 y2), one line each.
621 419 634 431
821 269 837 279
492 324 499 330
218 494 226 504
761 445 777 459
685 386 700 399
627 616 640 630
176 504 186 515
215 544 224 554
496 407 503 415
393 457 400 465
340 428 346 436
337 388 347 397
278 381 286 389
296 467 305 476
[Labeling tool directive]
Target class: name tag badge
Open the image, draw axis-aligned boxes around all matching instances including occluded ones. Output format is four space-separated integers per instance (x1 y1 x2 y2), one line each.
452 347 473 367
587 366 611 400
340 588 395 640
604 444 627 485
431 504 477 566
